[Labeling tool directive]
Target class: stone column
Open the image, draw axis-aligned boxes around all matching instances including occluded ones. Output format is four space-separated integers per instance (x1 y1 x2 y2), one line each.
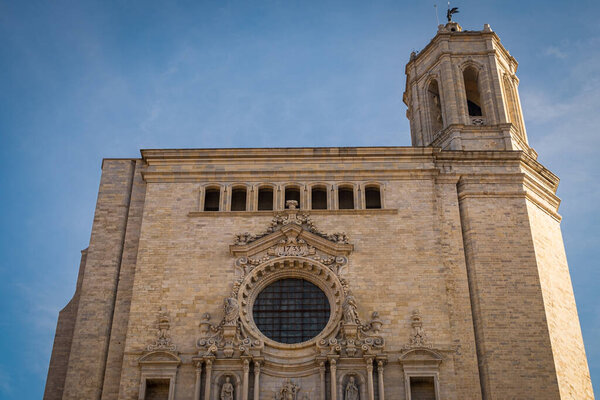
377 360 385 400
329 358 338 400
194 361 203 400
242 358 250 400
366 357 375 400
253 361 261 400
319 361 326 400
204 358 213 400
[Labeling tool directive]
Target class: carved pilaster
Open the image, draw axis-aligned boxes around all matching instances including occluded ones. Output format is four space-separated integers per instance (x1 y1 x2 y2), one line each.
204 357 214 400
377 359 386 400
365 357 375 400
318 360 326 400
329 357 338 400
194 361 202 400
242 358 250 400
253 360 261 400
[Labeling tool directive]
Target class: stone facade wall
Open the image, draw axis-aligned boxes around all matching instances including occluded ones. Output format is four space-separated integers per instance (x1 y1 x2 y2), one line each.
457 190 560 399
61 159 136 400
527 201 595 399
44 148 594 400
102 160 148 399
43 250 87 400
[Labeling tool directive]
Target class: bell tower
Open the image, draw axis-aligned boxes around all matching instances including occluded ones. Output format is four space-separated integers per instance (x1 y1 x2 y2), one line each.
404 21 532 153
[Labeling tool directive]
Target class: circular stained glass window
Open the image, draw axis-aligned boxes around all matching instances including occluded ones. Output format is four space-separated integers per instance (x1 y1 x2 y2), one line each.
252 278 331 344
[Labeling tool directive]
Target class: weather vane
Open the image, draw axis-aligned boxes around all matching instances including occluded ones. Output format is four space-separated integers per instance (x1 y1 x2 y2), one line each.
446 2 459 22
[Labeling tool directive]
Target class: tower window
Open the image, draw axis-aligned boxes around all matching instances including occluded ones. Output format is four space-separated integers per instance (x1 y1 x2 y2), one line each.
463 67 483 117
257 187 274 210
338 187 354 210
284 187 301 208
311 187 327 210
231 188 247 211
204 188 220 211
365 186 382 209
427 80 443 134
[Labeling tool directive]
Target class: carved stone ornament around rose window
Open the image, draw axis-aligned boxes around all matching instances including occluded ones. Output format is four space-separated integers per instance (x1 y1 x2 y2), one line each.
197 209 386 360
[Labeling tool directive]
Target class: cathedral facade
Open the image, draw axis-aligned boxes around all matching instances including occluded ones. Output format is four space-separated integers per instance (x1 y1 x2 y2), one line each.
44 22 594 400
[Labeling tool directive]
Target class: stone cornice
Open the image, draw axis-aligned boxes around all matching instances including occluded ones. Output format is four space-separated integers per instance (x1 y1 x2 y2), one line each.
140 146 436 165
138 145 561 217
405 28 516 75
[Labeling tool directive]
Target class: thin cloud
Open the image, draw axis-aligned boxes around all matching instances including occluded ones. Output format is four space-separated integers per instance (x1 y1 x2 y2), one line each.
543 45 567 59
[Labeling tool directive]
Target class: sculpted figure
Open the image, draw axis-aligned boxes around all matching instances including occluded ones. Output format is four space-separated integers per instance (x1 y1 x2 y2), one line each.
220 376 234 400
223 297 239 326
342 294 359 324
345 376 359 400
275 379 299 400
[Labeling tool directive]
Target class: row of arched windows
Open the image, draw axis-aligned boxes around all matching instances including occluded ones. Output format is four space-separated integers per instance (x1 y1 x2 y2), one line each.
200 184 383 212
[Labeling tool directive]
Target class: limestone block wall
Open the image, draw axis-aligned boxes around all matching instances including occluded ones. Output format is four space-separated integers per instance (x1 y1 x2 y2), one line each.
43 250 87 400
457 185 561 399
44 147 593 400
102 160 148 400
526 201 594 399
114 149 485 400
61 159 137 400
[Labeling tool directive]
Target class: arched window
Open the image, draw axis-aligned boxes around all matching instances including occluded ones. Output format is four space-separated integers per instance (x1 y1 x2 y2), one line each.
204 188 220 211
427 80 443 134
230 187 247 211
338 186 354 210
365 186 381 209
285 186 301 208
257 187 274 211
311 186 327 210
463 66 483 117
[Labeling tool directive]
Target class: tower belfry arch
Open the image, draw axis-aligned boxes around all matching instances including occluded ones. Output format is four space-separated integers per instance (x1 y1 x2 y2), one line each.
404 21 532 154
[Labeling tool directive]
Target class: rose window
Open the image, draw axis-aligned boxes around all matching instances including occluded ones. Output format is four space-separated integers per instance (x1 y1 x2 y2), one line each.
252 278 331 344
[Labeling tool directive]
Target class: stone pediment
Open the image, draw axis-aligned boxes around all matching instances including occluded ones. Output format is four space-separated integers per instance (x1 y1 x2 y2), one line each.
230 206 353 269
139 350 181 365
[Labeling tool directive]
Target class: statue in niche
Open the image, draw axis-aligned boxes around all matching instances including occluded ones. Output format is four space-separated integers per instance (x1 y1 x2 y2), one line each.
220 376 234 400
223 297 239 326
342 294 359 324
275 378 300 400
345 376 359 400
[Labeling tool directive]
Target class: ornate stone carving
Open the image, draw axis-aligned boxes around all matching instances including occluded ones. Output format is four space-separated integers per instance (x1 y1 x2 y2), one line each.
267 237 316 257
196 295 262 358
147 307 176 351
404 310 431 349
234 211 349 246
342 294 360 324
203 211 385 362
223 297 239 326
345 376 359 400
318 289 384 358
275 379 300 400
470 116 486 126
220 376 234 400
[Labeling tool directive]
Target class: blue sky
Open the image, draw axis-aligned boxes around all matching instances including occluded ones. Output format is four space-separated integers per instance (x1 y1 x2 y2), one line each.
0 1 598 398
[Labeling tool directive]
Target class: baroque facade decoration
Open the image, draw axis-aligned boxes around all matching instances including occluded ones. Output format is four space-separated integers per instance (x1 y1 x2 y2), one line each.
44 20 594 400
